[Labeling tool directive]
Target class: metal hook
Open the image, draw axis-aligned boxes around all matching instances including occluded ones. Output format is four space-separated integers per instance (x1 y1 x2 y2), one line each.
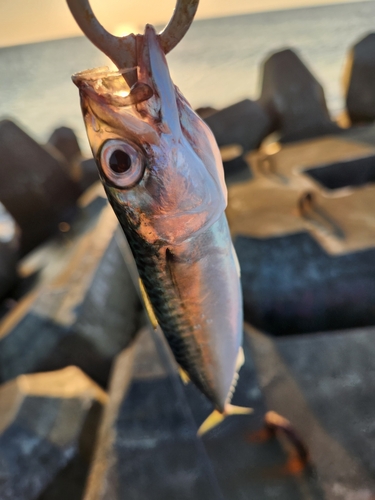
66 0 199 85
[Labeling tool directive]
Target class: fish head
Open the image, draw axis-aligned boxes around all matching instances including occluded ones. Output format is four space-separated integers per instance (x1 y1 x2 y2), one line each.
73 25 227 246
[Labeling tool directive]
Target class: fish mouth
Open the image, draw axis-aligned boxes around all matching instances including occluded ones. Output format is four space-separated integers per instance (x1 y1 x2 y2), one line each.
72 66 154 107
72 66 133 89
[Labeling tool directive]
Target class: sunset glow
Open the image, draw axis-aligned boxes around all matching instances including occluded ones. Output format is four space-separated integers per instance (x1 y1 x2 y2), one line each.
113 23 139 38
0 0 373 48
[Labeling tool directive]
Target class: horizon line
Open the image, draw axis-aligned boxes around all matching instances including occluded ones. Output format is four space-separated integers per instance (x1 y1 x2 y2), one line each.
0 0 373 50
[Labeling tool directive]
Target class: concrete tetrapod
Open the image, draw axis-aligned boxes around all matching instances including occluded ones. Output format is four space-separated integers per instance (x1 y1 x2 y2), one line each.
344 33 375 124
204 99 272 153
0 202 19 301
85 325 329 499
47 126 81 164
47 127 100 194
0 367 107 500
227 134 375 334
84 327 225 500
0 185 141 387
0 120 80 255
246 323 375 499
259 49 340 143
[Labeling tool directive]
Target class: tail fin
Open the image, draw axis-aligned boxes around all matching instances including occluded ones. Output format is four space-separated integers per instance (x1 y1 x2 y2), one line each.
197 404 253 436
197 347 252 436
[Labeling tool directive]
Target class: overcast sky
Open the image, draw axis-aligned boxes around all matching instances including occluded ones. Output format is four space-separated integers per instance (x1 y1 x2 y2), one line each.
0 0 371 47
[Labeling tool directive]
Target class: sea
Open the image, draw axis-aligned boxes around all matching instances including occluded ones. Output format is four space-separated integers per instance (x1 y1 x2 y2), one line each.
0 0 374 154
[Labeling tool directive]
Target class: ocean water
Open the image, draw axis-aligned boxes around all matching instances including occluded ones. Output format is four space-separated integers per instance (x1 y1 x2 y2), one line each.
0 0 374 153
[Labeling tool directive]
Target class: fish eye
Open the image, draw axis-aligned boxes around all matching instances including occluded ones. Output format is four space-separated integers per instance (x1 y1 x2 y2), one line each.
100 139 144 188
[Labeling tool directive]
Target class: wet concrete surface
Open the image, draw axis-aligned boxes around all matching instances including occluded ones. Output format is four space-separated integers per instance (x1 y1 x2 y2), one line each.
0 367 106 500
84 327 224 500
83 321 375 499
345 33 375 125
0 120 80 255
247 324 375 499
235 231 375 335
85 325 319 500
0 185 141 388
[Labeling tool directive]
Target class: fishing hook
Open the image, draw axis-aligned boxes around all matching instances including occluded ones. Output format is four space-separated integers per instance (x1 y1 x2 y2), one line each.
66 0 199 85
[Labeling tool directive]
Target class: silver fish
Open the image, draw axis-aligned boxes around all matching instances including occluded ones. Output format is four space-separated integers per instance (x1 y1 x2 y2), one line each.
72 25 243 413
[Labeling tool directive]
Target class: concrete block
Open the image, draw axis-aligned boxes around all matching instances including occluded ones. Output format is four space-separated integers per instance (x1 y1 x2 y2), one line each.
226 134 375 334
182 335 314 500
47 126 81 163
195 106 218 119
259 49 340 143
78 158 100 193
227 136 375 257
341 123 375 147
204 99 272 152
304 153 375 190
235 232 375 335
0 120 80 254
345 33 375 124
0 203 19 300
85 324 325 499
84 327 225 500
0 187 141 387
247 324 375 498
47 128 99 195
219 144 253 185
223 155 252 184
0 367 106 500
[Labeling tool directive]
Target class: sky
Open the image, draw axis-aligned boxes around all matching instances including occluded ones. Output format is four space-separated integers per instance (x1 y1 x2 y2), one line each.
0 0 372 47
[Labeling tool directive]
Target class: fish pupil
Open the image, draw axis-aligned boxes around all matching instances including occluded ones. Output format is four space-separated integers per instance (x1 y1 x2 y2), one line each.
109 150 132 173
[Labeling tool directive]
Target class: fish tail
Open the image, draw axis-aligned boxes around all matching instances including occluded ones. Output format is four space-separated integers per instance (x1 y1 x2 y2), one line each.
197 404 253 436
197 347 252 436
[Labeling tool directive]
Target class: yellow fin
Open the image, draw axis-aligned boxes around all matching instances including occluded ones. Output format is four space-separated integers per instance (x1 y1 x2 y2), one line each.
197 404 253 436
179 367 190 385
139 278 158 329
197 409 225 436
225 404 253 417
